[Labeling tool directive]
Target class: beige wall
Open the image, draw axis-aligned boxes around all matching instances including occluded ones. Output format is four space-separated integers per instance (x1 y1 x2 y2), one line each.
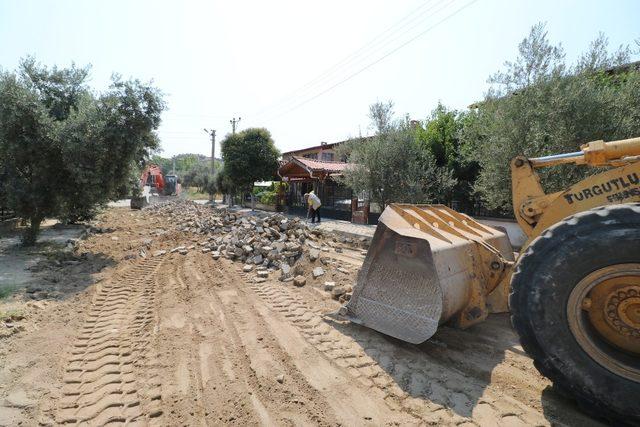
282 147 337 161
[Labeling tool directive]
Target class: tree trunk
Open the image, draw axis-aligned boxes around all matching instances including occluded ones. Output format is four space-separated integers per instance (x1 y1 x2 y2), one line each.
22 216 42 246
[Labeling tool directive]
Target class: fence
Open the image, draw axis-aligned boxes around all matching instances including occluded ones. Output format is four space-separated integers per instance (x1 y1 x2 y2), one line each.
0 207 16 222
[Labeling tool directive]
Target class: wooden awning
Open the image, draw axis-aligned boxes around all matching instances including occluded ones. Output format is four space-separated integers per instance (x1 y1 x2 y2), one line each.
278 156 350 181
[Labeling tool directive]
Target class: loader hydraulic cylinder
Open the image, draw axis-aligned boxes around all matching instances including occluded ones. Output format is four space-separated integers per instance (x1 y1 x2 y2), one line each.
530 137 640 168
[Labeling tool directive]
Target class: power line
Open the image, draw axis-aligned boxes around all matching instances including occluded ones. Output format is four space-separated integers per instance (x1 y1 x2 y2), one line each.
258 0 456 120
158 136 211 140
161 131 210 135
162 2 457 130
264 0 477 122
252 0 443 118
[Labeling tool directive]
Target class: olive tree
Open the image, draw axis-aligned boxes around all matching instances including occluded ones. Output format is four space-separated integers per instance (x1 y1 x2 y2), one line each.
462 24 640 212
0 72 62 243
416 103 479 210
0 58 165 244
337 101 456 208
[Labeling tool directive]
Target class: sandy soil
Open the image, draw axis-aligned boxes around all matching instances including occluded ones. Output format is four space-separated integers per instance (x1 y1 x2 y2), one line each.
0 207 605 426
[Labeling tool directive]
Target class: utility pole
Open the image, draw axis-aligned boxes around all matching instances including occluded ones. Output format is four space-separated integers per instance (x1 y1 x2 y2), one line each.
204 128 216 204
230 117 241 134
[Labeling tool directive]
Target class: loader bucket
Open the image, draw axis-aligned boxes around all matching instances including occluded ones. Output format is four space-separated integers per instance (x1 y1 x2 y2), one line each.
341 204 514 344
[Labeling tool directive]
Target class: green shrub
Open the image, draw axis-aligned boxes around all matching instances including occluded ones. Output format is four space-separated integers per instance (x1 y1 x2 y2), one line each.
259 190 277 205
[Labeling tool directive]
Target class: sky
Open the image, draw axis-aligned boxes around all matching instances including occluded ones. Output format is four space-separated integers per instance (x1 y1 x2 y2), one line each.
1 0 639 158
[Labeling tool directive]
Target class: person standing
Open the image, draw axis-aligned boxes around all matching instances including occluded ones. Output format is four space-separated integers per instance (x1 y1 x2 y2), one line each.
307 190 322 223
303 192 311 220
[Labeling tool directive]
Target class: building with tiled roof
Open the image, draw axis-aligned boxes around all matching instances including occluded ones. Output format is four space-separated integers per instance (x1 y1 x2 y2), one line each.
281 141 340 162
277 154 354 221
278 156 349 181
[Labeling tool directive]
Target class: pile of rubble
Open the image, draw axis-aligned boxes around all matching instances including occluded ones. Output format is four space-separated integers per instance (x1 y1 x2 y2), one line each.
146 200 329 281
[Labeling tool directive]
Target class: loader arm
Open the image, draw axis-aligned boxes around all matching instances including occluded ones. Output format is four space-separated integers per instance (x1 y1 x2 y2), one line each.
512 137 640 246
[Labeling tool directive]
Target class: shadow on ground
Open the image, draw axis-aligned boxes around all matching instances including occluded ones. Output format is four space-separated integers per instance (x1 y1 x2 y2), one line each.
327 313 603 426
0 223 116 304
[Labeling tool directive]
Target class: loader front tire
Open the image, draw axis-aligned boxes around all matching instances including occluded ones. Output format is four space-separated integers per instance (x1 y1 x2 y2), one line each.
510 204 640 425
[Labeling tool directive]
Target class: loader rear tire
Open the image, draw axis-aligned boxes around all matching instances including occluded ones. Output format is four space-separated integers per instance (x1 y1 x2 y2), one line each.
510 204 640 426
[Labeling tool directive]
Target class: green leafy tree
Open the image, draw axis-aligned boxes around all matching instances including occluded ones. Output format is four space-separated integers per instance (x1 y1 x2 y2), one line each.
0 58 164 244
221 128 280 193
0 72 62 243
338 102 456 208
417 103 460 167
58 77 164 222
416 104 479 209
214 166 232 194
462 24 640 212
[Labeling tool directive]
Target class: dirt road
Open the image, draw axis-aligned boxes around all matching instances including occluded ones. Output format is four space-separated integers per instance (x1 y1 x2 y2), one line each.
0 207 604 426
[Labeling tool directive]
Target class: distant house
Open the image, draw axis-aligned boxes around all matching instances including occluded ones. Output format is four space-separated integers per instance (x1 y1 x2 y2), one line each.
278 155 352 221
278 138 360 220
276 136 380 222
281 136 375 162
281 141 341 162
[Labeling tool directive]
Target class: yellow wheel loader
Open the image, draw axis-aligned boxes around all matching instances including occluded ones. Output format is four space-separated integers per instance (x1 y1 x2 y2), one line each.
338 136 640 424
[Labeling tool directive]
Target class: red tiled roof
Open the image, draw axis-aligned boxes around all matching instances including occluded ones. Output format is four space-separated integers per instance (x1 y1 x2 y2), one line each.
291 156 349 172
278 156 351 179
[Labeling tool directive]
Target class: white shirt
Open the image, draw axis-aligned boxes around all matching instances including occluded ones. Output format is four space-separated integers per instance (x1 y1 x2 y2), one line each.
308 193 321 209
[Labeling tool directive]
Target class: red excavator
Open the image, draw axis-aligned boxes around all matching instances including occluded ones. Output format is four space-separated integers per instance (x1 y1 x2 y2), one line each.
140 164 165 195
131 164 180 208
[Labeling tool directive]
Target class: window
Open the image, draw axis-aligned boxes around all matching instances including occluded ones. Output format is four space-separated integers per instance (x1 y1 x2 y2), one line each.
321 152 334 161
303 153 318 159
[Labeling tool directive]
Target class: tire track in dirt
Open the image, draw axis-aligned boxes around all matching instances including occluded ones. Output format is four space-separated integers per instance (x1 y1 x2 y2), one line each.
244 272 564 426
56 258 164 426
157 252 342 425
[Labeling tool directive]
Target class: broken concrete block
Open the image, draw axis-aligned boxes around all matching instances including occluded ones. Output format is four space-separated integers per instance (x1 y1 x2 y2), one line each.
293 275 306 287
280 264 292 280
331 285 347 299
312 267 325 278
309 248 320 261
